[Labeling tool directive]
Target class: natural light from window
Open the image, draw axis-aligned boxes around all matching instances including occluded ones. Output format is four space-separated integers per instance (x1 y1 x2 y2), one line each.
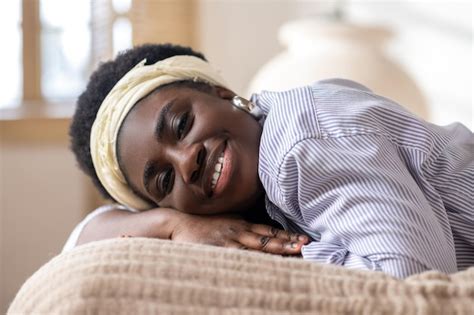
112 0 133 56
0 1 21 109
0 0 134 110
40 0 91 101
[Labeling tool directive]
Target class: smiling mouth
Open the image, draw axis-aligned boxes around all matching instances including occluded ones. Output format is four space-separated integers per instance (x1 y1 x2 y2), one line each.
204 139 231 198
211 151 225 190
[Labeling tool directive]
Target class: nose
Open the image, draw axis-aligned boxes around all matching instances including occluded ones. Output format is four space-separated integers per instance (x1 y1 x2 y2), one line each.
169 143 205 185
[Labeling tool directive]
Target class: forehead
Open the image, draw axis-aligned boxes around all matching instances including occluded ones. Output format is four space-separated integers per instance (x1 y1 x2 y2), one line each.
122 85 186 133
133 86 176 115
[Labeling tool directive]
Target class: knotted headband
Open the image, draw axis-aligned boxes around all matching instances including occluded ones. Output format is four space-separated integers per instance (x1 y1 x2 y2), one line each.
90 55 229 210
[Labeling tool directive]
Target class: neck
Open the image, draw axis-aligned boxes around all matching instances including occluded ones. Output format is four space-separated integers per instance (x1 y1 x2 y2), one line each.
240 193 281 229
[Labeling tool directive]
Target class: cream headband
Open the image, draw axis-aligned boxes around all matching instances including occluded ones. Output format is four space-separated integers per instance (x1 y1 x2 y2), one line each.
90 55 229 210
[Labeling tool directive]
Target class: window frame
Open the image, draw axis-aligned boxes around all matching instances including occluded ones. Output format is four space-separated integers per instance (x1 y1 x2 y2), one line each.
0 0 195 121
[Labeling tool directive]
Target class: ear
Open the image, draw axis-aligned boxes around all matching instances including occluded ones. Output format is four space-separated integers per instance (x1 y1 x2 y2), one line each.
214 86 236 100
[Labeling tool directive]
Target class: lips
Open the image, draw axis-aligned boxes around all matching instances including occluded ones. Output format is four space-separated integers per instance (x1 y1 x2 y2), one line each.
212 143 232 197
203 140 227 197
211 151 225 189
202 141 226 198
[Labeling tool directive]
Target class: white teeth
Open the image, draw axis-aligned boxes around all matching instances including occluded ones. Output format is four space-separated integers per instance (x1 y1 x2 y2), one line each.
211 152 225 190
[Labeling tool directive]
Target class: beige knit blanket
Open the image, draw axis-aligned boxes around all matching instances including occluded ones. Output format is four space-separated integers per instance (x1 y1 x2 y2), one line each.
8 238 474 314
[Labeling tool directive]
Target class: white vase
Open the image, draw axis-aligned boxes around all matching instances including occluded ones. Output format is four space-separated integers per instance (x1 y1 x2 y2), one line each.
247 19 428 119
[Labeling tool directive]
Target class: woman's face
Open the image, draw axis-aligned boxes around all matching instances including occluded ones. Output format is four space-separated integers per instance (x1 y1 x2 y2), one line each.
117 84 264 215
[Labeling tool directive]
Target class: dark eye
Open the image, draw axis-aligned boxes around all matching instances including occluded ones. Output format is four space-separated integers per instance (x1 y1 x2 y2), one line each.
175 112 189 139
157 168 174 195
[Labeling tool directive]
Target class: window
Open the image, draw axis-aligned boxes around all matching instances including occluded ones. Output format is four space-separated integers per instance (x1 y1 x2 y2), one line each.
112 0 133 55
0 0 133 110
0 1 22 108
40 0 92 100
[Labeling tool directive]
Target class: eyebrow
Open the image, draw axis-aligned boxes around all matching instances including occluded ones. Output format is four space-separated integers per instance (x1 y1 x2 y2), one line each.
155 98 176 141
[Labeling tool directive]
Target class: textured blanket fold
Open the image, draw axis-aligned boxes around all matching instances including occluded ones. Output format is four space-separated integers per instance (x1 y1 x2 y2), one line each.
8 238 474 314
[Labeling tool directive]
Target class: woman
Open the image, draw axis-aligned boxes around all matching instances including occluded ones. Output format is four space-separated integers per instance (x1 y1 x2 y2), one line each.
66 43 473 278
66 43 308 255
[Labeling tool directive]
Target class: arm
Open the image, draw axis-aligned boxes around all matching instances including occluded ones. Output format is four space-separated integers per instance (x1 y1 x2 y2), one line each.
76 207 176 246
280 134 457 278
68 206 309 255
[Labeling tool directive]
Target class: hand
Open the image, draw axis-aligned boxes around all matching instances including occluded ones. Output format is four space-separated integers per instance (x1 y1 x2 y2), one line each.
170 213 309 255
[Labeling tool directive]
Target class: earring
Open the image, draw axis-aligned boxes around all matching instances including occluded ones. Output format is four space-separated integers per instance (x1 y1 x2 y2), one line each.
231 96 254 113
231 96 263 119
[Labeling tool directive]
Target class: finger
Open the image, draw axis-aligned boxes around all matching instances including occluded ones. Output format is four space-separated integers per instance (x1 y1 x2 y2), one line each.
237 231 303 255
248 224 308 243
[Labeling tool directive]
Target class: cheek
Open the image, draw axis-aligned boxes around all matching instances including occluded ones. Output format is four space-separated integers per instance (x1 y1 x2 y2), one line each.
161 180 197 213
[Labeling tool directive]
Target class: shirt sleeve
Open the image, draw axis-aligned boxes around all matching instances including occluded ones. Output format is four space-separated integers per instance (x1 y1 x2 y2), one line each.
316 78 372 92
62 204 136 253
278 133 458 278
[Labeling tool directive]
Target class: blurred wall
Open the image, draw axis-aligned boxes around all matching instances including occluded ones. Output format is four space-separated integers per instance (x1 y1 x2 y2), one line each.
0 118 100 313
195 0 472 128
195 0 303 97
345 1 472 128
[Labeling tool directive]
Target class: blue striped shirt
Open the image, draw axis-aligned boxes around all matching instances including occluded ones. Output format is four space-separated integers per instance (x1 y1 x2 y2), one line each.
253 79 473 278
